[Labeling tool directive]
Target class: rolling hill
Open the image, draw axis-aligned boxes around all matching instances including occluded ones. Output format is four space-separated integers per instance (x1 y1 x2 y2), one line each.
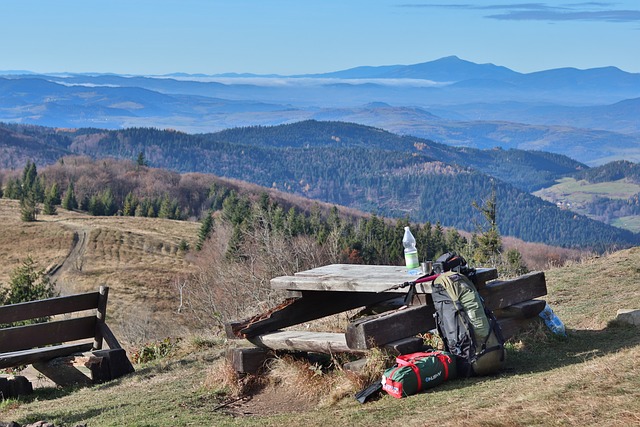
0 121 637 250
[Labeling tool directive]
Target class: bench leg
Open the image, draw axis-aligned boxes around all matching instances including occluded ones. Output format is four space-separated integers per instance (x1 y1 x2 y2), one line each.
88 348 135 384
33 356 92 387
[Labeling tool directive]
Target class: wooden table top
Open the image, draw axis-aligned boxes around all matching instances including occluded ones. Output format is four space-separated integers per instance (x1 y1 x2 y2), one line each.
270 264 431 294
270 264 498 294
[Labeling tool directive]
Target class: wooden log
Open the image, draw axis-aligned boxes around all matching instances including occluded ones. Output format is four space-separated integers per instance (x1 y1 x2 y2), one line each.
226 347 271 374
346 304 436 350
2 376 34 397
494 299 546 319
384 336 425 355
94 286 109 350
0 342 94 370
470 268 499 289
226 291 397 339
99 321 122 350
479 271 547 311
248 331 366 354
497 317 542 341
88 348 135 383
33 356 93 387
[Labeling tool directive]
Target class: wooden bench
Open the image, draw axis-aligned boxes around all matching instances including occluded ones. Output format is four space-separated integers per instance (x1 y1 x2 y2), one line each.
0 286 134 387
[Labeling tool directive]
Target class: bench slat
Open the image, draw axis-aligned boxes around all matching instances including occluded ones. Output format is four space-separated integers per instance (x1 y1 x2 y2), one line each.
0 292 100 325
0 316 97 353
0 342 94 369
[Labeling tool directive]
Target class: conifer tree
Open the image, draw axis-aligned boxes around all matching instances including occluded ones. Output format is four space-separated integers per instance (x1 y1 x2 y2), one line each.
0 256 58 326
42 192 57 215
472 188 501 266
62 182 78 210
20 190 38 222
101 189 116 216
48 182 61 205
196 211 214 251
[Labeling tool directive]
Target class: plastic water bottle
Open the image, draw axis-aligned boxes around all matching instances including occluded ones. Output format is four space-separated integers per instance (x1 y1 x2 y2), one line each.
403 226 420 275
539 302 566 336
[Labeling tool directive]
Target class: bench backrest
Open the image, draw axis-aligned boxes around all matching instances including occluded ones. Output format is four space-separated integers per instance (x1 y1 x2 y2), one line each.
0 287 109 353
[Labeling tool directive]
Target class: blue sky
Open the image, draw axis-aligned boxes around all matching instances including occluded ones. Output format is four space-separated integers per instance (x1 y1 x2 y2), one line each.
1 0 639 75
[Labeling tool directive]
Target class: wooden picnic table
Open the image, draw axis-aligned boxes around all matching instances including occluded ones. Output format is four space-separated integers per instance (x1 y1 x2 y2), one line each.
226 264 548 373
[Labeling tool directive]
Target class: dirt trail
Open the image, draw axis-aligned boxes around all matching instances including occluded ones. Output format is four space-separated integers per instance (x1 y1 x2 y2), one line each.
47 222 90 290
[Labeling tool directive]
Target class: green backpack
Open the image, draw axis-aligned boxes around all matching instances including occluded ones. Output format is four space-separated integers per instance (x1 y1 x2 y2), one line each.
432 271 505 376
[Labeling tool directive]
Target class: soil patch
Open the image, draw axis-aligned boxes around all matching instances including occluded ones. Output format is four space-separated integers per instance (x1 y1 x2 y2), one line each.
223 384 318 417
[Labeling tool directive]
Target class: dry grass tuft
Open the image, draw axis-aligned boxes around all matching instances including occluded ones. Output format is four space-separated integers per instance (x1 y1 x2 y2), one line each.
203 358 245 397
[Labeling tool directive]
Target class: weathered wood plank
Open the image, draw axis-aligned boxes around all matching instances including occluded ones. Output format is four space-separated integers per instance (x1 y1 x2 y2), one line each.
346 304 436 350
469 268 499 289
89 348 135 383
33 356 93 387
0 342 93 369
0 292 100 325
271 264 497 294
384 336 425 355
226 347 270 374
226 291 397 339
94 286 109 350
0 316 96 353
479 272 547 311
248 331 366 354
494 299 546 319
497 317 542 341
98 322 123 350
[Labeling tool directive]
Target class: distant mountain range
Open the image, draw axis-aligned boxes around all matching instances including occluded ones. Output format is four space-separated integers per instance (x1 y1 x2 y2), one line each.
2 56 640 166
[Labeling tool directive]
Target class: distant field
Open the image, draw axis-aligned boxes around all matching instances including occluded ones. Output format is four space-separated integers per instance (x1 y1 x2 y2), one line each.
533 177 640 232
534 177 640 202
611 215 640 233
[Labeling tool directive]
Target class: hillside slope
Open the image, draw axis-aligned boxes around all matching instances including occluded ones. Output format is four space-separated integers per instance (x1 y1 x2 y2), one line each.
2 245 638 426
0 121 637 250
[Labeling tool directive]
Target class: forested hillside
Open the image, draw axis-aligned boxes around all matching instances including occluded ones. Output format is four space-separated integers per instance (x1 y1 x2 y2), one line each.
0 121 637 250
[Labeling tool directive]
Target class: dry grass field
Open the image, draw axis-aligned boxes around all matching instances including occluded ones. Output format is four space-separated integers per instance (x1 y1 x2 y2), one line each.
0 199 200 342
1 198 639 426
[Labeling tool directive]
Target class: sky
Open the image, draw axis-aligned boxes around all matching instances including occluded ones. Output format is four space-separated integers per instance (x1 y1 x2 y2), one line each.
1 0 639 75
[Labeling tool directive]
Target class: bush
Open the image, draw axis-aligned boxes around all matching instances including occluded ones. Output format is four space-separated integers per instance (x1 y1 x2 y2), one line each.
0 256 58 326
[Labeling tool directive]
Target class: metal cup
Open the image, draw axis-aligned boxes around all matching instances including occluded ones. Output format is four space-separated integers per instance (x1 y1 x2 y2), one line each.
421 261 432 274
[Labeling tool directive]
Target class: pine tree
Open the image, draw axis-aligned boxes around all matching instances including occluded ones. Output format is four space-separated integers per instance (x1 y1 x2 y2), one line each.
158 194 172 219
88 195 104 216
61 183 78 210
3 179 20 199
20 190 38 222
42 192 57 215
101 189 116 216
0 256 59 326
136 151 148 168
22 161 37 193
48 182 61 205
472 188 502 266
123 192 137 216
196 211 214 251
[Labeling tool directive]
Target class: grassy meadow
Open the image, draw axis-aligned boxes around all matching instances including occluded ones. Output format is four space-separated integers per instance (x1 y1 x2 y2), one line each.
0 199 639 426
533 177 640 232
